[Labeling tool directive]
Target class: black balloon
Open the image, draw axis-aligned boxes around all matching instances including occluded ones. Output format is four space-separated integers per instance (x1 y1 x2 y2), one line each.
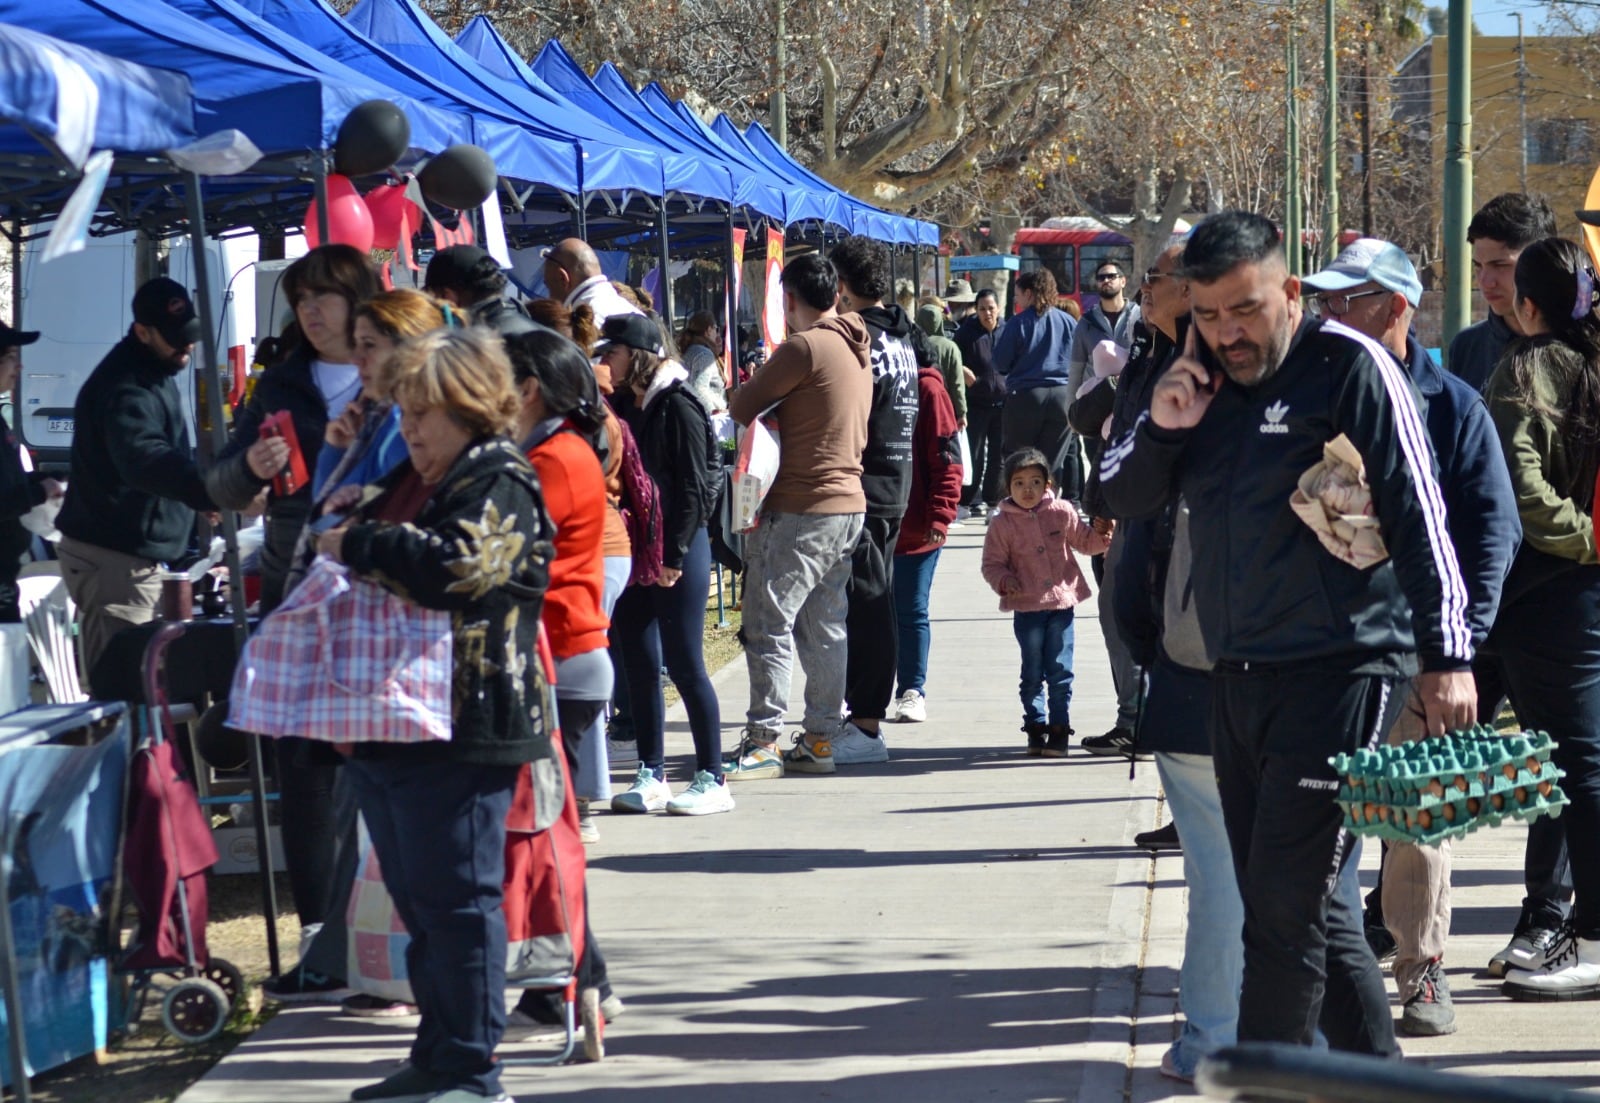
418 144 498 211
334 100 411 177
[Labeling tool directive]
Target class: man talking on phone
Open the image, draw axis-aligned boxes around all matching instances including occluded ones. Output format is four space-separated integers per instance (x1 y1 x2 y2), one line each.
1099 212 1475 1058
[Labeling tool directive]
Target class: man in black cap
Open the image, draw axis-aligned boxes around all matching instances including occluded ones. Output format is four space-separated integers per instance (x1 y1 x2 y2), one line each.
0 321 63 622
56 277 280 669
423 244 551 338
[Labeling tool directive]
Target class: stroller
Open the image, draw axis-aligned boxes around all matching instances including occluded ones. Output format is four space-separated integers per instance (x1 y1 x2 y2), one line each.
112 622 243 1043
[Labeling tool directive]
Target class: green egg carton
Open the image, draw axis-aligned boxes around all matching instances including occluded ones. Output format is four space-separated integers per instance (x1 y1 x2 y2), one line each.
1505 785 1569 823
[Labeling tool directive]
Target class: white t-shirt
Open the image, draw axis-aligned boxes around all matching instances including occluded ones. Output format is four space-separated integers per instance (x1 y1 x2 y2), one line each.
312 359 362 418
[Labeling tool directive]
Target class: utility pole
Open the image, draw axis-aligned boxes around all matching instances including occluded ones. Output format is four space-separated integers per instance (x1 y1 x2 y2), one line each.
772 0 788 149
1516 12 1528 193
1361 32 1374 237
1442 0 1473 353
1323 0 1340 266
1286 17 1303 276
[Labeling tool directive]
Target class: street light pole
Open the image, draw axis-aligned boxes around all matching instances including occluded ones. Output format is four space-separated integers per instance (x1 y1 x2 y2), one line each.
1442 0 1473 353
1286 15 1303 276
772 0 788 149
1323 0 1339 266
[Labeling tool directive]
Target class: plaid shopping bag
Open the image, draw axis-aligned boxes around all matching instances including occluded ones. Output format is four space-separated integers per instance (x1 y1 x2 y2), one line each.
229 557 453 743
347 818 414 1004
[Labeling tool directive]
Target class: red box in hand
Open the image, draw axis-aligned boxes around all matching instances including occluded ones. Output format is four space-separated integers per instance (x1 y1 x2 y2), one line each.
259 409 308 497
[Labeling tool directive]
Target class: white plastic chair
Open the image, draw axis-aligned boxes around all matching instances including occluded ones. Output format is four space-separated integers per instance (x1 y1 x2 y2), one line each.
17 574 86 704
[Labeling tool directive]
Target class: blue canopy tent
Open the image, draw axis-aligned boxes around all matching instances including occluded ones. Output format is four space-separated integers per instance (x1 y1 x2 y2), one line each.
234 0 583 195
0 21 194 164
345 0 678 206
457 20 733 209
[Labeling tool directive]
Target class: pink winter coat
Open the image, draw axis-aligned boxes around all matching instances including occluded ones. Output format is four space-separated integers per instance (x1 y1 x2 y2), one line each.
981 491 1111 612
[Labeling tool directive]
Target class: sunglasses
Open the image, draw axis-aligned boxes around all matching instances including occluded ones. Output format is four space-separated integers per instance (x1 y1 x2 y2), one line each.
1307 288 1389 317
1096 272 1123 281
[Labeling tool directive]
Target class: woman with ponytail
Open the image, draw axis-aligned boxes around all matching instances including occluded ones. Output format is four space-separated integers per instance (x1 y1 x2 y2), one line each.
1486 236 1600 1000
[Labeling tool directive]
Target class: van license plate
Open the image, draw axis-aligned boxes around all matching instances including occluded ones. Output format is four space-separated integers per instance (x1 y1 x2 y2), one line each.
47 417 73 433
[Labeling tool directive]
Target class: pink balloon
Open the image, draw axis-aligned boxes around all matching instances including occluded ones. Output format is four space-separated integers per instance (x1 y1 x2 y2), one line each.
363 182 420 251
304 174 374 252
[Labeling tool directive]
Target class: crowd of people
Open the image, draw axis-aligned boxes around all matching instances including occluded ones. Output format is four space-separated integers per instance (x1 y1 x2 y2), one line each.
7 183 1599 1100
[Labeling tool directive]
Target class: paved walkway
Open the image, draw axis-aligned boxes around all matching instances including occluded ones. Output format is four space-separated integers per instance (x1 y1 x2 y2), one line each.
179 524 1600 1102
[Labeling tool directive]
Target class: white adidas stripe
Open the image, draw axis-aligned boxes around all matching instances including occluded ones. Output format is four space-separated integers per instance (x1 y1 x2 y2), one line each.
1097 411 1148 483
1322 320 1473 661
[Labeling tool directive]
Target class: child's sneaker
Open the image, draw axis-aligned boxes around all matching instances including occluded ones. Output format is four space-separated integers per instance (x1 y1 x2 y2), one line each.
783 732 836 774
610 765 671 813
723 728 785 781
1042 723 1073 758
665 770 736 815
1023 721 1048 757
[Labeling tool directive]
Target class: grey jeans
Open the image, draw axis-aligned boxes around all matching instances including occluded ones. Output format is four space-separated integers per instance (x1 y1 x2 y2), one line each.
742 510 864 736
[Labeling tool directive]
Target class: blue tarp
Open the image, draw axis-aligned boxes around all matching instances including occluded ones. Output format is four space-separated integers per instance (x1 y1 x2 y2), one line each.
234 0 581 192
160 0 468 158
0 21 194 161
459 24 733 207
0 0 378 155
345 0 669 198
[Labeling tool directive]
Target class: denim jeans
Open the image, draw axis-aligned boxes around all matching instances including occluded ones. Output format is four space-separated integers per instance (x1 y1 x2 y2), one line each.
1156 751 1243 1077
892 547 942 696
743 511 864 736
1012 608 1075 727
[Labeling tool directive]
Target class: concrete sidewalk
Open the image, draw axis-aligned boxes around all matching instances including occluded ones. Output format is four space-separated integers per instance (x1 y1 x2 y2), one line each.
178 525 1600 1102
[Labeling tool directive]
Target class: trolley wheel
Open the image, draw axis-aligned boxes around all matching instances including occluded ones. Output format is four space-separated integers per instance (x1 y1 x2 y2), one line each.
201 958 246 1012
161 978 230 1044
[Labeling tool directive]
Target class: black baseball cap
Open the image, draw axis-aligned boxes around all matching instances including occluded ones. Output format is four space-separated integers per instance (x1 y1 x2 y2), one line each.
423 244 493 293
593 312 663 357
131 277 202 348
0 321 39 350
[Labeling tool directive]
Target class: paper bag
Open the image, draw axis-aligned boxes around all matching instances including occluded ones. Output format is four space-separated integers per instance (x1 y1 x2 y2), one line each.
1288 433 1389 569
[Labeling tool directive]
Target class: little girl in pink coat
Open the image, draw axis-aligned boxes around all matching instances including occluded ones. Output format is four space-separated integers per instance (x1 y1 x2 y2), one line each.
981 447 1113 757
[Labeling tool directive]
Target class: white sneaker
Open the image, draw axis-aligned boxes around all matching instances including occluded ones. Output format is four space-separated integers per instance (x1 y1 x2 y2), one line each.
610 766 671 813
894 689 927 723
1503 928 1600 1001
833 719 890 764
665 770 736 816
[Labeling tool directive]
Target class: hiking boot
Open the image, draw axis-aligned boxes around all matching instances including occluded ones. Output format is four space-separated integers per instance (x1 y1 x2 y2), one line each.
665 770 736 816
610 765 671 813
1023 721 1048 757
784 731 837 774
893 688 927 723
1134 821 1181 851
264 964 349 1003
350 1065 446 1102
1489 921 1565 978
1081 725 1150 760
1503 927 1600 1001
834 720 890 764
1364 909 1398 967
1041 723 1073 758
1400 958 1457 1035
723 728 785 780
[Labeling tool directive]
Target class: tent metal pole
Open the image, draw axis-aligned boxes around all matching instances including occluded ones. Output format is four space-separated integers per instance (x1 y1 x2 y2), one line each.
577 191 588 241
656 202 674 325
7 221 20 333
725 207 738 389
913 246 922 302
312 157 331 245
183 172 282 981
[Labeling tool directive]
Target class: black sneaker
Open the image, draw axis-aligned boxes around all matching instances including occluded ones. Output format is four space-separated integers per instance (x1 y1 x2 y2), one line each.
1134 821 1181 851
1041 723 1073 758
263 964 349 1003
1081 726 1150 760
1400 959 1457 1036
1023 722 1048 757
1363 908 1397 967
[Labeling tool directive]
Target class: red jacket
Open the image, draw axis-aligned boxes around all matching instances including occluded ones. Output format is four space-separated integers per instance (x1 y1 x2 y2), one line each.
896 367 964 555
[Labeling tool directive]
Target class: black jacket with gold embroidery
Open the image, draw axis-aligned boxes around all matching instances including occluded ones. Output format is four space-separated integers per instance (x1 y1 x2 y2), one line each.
341 436 557 767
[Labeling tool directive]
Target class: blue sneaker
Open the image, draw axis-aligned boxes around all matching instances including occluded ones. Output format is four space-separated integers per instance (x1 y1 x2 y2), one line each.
666 770 736 815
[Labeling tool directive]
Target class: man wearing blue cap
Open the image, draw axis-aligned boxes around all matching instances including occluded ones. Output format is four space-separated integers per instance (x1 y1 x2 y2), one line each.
1303 238 1521 1037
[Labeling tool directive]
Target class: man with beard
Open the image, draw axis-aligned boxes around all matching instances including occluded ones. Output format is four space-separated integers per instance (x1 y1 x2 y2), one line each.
57 278 281 668
1100 212 1475 1056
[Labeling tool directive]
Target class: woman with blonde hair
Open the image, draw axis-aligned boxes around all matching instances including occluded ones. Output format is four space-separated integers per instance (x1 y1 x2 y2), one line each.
317 327 555 1103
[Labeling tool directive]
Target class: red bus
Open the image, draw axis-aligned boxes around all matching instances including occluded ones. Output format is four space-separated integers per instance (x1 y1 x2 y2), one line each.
1013 221 1136 312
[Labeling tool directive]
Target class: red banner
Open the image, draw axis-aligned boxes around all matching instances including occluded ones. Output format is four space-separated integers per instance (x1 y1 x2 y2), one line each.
761 227 786 358
727 227 746 368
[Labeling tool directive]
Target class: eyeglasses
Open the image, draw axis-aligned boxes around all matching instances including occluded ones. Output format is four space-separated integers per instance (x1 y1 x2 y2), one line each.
1142 267 1179 285
1307 288 1389 317
1096 272 1123 282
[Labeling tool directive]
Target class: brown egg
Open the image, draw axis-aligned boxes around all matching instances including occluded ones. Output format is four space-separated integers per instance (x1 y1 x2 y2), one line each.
1442 803 1457 822
1491 793 1506 811
1538 781 1553 797
1467 797 1481 815
1453 775 1469 792
1427 779 1445 798
1417 809 1433 829
1503 764 1518 780
1515 786 1528 804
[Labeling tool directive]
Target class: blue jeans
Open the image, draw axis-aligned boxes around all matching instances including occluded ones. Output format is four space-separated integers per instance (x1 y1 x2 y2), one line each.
1012 608 1075 727
612 527 723 777
892 547 942 696
1156 751 1243 1078
345 755 520 1097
